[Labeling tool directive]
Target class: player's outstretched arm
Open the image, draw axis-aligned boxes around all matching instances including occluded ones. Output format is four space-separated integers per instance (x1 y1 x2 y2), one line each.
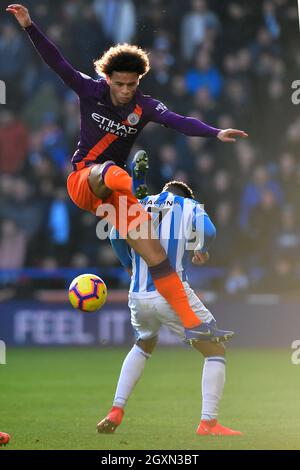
148 98 248 141
6 4 89 96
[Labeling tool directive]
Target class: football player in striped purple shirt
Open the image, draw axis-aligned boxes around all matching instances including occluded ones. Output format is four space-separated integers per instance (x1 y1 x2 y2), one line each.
7 4 248 339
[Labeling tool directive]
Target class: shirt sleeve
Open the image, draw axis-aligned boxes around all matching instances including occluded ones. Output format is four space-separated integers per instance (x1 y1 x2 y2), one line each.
109 227 132 269
190 204 216 253
24 22 100 97
146 98 220 137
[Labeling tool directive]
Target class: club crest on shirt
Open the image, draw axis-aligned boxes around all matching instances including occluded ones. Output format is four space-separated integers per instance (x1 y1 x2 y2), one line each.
127 112 140 125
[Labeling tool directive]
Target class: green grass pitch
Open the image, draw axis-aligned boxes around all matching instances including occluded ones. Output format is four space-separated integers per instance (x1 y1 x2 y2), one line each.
1 348 300 450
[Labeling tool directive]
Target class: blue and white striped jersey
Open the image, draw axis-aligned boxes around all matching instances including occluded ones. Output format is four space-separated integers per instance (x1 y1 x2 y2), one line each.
129 191 207 295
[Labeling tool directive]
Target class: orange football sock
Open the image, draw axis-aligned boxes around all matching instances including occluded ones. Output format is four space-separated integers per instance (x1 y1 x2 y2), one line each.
103 165 132 193
150 260 202 328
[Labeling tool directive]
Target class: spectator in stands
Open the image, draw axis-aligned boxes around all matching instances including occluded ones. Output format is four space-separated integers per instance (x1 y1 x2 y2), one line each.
277 152 298 205
240 165 283 230
47 187 70 265
225 263 249 295
252 256 298 294
181 0 220 62
248 188 279 266
0 219 27 269
211 200 236 268
0 110 29 173
0 22 30 107
185 51 223 99
273 206 300 263
93 0 136 44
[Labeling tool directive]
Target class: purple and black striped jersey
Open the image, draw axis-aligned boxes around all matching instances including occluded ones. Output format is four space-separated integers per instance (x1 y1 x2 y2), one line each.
25 22 220 171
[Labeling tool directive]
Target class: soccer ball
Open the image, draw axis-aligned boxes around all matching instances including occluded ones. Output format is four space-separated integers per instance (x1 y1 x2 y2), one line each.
68 274 107 312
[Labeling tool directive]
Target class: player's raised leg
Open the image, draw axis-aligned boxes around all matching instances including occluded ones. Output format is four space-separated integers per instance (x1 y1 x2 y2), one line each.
192 341 242 436
97 337 157 433
88 163 204 329
131 149 149 199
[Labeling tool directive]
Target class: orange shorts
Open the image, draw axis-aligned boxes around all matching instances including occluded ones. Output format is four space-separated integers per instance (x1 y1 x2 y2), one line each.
67 166 150 237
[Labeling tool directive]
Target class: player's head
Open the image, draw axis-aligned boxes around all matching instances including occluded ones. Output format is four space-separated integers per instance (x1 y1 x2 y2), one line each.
94 44 150 106
162 180 195 200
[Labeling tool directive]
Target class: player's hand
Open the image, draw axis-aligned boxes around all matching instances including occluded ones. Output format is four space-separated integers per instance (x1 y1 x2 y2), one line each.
192 251 210 266
6 4 31 28
217 128 248 143
126 268 133 277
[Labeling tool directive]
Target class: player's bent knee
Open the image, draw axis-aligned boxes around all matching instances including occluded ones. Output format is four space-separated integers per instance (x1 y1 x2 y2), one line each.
88 164 113 200
137 337 157 355
192 340 226 357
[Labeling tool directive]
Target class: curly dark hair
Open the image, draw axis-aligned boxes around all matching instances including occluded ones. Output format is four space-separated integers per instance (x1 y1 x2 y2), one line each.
94 43 150 77
162 180 195 200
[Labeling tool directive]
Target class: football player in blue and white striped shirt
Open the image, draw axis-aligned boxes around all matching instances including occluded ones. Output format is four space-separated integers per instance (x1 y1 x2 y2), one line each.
97 179 241 436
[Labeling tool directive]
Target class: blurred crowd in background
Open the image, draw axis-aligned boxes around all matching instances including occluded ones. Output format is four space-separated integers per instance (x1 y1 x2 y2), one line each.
0 0 300 296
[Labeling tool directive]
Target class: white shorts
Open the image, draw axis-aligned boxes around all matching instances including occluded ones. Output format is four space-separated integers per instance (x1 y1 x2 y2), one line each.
128 282 215 341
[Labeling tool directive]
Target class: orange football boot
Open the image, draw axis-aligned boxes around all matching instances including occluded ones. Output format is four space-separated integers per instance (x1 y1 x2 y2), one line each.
196 419 243 436
97 406 124 434
0 432 10 447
